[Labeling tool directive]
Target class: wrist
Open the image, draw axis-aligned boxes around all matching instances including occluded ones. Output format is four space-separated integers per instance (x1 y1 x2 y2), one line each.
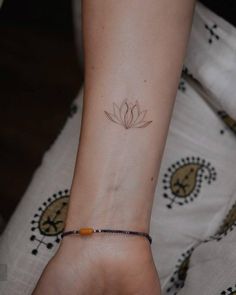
64 186 152 233
50 232 159 295
57 230 152 273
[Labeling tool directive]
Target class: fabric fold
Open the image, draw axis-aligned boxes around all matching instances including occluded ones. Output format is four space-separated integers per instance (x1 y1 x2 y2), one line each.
184 2 236 121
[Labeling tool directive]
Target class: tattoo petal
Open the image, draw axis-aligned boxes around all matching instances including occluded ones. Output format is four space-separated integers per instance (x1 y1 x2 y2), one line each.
113 103 122 123
120 100 129 123
135 100 140 115
134 121 152 128
137 110 147 123
126 106 134 128
104 111 120 124
131 105 139 125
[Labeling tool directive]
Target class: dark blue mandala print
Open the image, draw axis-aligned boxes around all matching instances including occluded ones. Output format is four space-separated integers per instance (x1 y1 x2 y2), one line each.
211 201 236 242
218 110 236 136
165 247 195 295
204 23 220 44
221 284 236 295
30 189 70 255
162 156 217 209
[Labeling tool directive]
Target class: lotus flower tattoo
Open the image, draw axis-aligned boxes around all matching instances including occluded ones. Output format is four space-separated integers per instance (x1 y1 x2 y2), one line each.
104 99 152 129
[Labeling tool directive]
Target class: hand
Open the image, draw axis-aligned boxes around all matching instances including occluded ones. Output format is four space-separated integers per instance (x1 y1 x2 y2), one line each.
32 234 161 295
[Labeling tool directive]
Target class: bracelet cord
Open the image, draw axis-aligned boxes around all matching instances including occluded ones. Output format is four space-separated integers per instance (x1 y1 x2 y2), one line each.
61 228 152 244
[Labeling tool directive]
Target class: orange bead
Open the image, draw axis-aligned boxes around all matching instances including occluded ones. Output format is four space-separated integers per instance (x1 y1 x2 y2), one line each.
79 228 94 235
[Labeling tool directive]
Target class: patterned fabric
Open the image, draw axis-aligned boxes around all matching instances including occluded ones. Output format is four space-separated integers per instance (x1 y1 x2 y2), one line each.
0 2 236 294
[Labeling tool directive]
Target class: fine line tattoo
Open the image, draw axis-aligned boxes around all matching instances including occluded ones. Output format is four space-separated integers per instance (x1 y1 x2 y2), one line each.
104 99 152 129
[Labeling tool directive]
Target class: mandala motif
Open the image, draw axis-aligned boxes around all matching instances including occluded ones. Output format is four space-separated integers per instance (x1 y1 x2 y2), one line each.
178 80 186 93
212 201 236 241
68 102 78 118
204 23 220 44
165 247 195 295
30 190 69 255
182 65 195 79
218 110 236 136
221 285 236 295
163 156 217 208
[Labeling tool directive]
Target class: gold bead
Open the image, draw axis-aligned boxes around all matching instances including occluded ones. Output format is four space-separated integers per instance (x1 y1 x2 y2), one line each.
79 228 94 235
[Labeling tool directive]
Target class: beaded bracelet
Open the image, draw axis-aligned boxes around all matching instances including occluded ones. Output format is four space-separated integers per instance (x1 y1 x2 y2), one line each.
61 228 152 244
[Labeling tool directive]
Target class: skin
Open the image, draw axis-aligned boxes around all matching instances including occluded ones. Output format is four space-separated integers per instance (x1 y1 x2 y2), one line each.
32 0 196 294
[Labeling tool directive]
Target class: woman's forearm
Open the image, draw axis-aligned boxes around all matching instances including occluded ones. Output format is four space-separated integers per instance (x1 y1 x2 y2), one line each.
65 0 196 233
32 2 196 294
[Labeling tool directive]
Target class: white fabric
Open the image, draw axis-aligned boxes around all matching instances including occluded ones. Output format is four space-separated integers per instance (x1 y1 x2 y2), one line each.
0 2 236 294
185 3 236 120
178 190 236 295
